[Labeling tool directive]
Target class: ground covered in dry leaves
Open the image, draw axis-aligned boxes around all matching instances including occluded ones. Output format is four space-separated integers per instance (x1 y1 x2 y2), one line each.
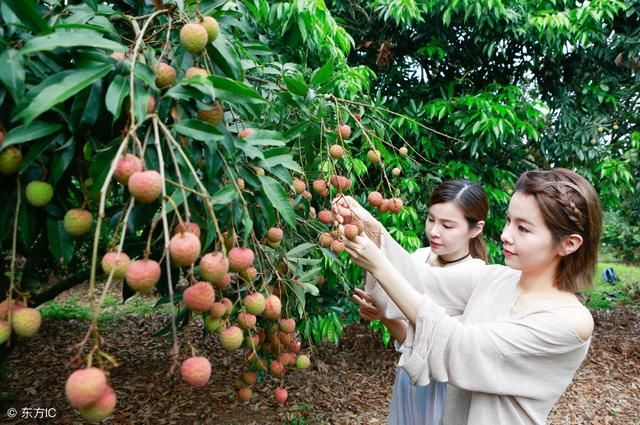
1 305 638 424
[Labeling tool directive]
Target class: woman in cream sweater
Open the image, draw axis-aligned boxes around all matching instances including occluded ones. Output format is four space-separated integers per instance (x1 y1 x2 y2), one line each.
336 168 601 425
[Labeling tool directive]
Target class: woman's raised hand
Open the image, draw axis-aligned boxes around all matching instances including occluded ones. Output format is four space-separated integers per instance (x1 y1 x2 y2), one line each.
331 195 381 237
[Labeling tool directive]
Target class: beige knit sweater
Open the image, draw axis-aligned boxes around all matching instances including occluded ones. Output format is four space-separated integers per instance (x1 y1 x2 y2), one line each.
365 232 591 425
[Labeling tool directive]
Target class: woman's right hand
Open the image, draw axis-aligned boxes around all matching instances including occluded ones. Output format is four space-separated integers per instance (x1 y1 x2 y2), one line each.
351 288 384 321
331 195 381 236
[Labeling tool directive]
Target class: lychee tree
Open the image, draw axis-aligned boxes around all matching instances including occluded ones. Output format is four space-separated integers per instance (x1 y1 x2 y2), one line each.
0 0 428 418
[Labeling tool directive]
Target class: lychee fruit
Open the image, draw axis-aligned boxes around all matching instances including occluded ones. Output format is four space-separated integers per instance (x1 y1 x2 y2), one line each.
243 293 265 315
378 199 391 214
267 227 284 243
197 104 224 125
128 170 162 204
213 273 231 289
200 16 220 42
367 149 381 164
237 312 256 330
220 325 244 351
337 124 351 140
180 23 209 53
263 295 282 320
289 339 301 353
221 297 233 315
209 301 228 319
236 178 246 191
79 385 117 423
302 190 312 200
237 387 252 402
101 252 130 280
367 191 384 208
331 240 345 254
312 179 327 195
205 316 224 333
183 281 215 312
169 231 201 266
392 167 401 177
318 232 333 248
317 210 333 224
114 154 143 185
199 252 229 285
0 147 23 175
242 371 257 385
251 166 265 176
292 178 306 195
389 198 404 214
238 128 254 139
269 360 285 377
11 308 41 337
180 356 211 387
239 267 258 282
343 224 359 241
154 63 177 88
0 321 10 344
174 222 201 238
354 113 362 121
64 208 93 236
329 175 352 191
125 259 161 292
274 387 288 404
25 181 54 207
296 354 311 369
0 299 24 320
65 368 108 408
228 247 255 272
279 318 295 334
399 146 408 156
185 67 209 79
329 144 344 159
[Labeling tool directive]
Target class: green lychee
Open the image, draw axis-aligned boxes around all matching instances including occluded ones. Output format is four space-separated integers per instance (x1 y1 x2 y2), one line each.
200 16 220 43
64 208 93 237
0 147 23 175
25 181 54 207
180 23 209 53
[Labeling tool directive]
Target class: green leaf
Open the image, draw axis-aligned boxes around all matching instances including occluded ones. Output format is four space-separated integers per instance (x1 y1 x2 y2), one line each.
2 122 63 149
21 31 125 55
244 130 286 147
258 175 296 228
0 49 25 102
211 184 239 205
286 242 317 258
2 0 49 34
14 65 112 124
206 75 266 104
208 35 244 81
47 218 75 264
105 75 128 121
310 61 333 86
51 139 75 184
173 119 225 144
284 74 309 96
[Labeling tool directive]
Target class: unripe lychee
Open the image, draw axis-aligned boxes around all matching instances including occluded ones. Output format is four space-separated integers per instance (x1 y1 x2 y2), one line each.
318 232 333 248
174 222 201 238
392 167 401 177
263 295 282 320
221 298 233 315
237 312 256 330
125 259 161 292
65 368 108 408
101 252 130 280
243 293 265 315
209 301 228 319
197 104 224 125
228 247 255 272
0 147 23 175
292 178 306 195
399 146 408 156
183 281 215 312
79 385 117 423
11 308 41 337
367 191 383 208
312 179 327 194
274 387 288 404
180 356 211 387
239 267 258 282
329 175 352 191
64 208 93 236
238 128 254 139
169 232 201 266
236 178 246 191
128 170 162 204
267 227 284 243
343 224 359 241
242 371 257 385
329 144 344 159
331 240 345 254
337 124 351 140
389 198 404 214
25 181 54 207
213 273 231 289
237 387 252 402
199 252 229 285
114 154 143 185
279 318 296 334
367 149 381 164
296 354 311 369
318 210 333 224
205 316 224 333
220 325 244 351
269 360 285 377
154 63 177 88
0 320 11 344
200 16 220 42
0 300 24 320
180 23 209 53
185 67 209 79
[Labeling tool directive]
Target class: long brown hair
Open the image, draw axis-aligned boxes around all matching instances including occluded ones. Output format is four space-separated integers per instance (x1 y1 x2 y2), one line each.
429 180 489 261
515 168 602 292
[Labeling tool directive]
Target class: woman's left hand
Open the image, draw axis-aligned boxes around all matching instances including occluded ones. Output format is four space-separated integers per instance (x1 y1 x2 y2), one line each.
341 230 388 273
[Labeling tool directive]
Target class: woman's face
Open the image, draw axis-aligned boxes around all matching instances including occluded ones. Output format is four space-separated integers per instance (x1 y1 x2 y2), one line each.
500 192 559 272
426 202 478 260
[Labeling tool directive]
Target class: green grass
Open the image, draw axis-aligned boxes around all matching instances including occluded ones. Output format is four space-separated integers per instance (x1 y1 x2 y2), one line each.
584 262 640 310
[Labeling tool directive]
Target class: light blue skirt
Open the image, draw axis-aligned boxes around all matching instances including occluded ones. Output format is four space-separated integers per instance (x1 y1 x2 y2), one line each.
388 368 447 425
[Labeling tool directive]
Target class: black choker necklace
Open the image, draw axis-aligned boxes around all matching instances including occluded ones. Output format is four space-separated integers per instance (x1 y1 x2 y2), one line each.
439 252 470 265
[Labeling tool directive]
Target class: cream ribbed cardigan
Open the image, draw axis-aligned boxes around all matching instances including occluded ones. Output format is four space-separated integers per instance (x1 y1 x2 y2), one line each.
365 233 590 425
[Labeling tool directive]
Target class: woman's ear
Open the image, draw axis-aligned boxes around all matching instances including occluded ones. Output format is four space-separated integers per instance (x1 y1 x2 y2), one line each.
471 220 485 238
558 234 583 256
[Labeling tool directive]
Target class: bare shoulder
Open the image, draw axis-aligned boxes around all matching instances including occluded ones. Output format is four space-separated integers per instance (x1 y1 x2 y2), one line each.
553 303 594 342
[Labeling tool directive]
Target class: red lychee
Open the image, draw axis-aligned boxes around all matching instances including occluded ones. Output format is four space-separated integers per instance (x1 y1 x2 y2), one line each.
270 360 285 377
154 63 177 88
220 326 244 351
183 281 215 312
237 312 256 330
125 259 161 292
367 192 384 208
128 170 162 204
389 198 404 214
337 124 351 140
180 356 211 387
292 178 306 195
263 295 282 320
267 227 284 243
318 232 333 247
317 210 333 224
237 387 252 402
329 144 344 159
331 240 345 254
228 247 255 272
238 128 254 139
173 222 201 238
312 179 327 194
274 387 288 404
279 318 296 334
64 208 93 237
169 231 201 266
199 252 229 285
114 154 143 185
343 224 359 241
239 267 258 282
329 175 352 191
79 385 117 423
65 368 108 408
197 104 224 125
101 252 130 280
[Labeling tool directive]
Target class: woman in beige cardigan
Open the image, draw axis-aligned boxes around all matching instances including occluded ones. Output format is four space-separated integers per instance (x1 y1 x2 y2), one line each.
336 168 601 425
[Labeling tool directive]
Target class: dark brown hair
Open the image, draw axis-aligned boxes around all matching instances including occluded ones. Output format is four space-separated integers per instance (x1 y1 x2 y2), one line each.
515 168 603 292
429 180 489 261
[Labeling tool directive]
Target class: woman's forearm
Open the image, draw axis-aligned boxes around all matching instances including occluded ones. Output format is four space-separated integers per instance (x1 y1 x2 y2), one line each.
381 318 408 344
371 259 422 324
